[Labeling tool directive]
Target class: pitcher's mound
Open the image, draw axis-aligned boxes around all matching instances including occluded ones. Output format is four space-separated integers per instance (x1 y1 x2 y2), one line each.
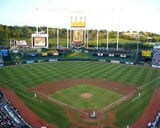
80 93 93 99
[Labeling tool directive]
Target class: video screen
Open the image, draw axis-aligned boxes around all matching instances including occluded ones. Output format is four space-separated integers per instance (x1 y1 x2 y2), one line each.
33 37 47 47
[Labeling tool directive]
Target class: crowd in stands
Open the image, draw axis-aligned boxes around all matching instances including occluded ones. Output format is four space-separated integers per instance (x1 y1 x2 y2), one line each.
148 112 160 128
152 49 160 67
0 91 30 128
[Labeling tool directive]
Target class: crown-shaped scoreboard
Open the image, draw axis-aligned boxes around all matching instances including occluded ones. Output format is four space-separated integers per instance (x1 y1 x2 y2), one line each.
70 16 86 48
71 16 86 28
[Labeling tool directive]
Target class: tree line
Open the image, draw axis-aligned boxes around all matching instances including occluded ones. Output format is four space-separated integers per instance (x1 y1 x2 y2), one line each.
0 24 160 47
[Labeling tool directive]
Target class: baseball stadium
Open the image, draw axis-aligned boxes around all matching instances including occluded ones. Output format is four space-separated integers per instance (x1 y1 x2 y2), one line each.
1 15 160 128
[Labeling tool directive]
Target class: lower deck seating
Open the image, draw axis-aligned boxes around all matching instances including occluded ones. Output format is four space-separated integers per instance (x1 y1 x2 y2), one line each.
152 49 160 68
0 91 30 128
148 112 160 128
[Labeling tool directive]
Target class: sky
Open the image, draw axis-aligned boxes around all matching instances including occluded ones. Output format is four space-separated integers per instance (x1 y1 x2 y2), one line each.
0 0 160 34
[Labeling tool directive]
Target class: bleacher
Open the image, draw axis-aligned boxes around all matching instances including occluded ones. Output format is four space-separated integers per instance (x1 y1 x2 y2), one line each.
0 91 30 128
147 112 160 128
152 49 160 68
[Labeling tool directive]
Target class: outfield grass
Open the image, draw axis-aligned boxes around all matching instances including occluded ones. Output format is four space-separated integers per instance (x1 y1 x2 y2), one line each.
0 62 160 128
51 84 121 109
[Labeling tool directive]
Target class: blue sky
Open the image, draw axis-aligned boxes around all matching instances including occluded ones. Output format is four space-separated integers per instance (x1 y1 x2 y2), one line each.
1 0 160 33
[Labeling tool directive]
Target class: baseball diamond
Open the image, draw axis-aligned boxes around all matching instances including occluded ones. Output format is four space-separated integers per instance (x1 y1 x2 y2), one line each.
0 61 160 128
1 2 160 127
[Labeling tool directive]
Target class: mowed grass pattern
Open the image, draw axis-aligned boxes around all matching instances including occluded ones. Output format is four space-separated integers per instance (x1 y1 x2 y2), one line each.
0 61 160 128
51 84 121 109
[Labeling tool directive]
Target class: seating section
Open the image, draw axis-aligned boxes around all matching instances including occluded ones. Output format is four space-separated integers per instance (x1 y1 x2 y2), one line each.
0 91 30 128
152 49 160 68
148 112 160 128
0 55 4 67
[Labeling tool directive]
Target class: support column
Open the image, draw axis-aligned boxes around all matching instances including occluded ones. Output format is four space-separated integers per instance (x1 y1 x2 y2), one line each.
96 29 99 49
46 27 49 48
70 29 72 47
57 28 59 48
67 29 69 48
116 31 119 51
86 29 89 48
106 30 109 50
84 29 86 47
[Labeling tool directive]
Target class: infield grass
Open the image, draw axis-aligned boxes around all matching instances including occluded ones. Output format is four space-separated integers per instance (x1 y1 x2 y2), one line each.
51 84 122 109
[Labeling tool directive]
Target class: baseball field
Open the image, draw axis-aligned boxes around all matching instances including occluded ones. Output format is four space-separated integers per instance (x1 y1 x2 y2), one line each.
51 84 122 109
0 61 160 128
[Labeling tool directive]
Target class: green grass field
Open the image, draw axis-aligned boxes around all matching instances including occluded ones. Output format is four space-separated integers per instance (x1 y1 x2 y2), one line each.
51 84 121 109
0 61 160 128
